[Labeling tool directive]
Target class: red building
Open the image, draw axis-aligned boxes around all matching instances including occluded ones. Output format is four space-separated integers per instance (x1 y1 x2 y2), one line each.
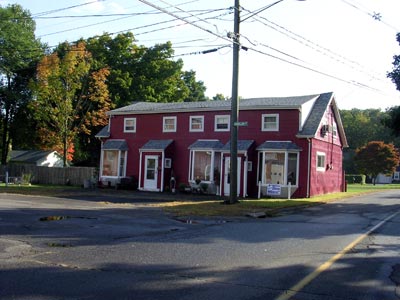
96 92 348 198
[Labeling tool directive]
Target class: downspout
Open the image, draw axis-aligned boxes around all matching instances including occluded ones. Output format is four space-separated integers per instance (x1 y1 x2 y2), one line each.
161 151 165 192
307 138 311 198
220 152 224 196
138 150 143 190
188 151 192 183
99 141 104 181
243 152 248 198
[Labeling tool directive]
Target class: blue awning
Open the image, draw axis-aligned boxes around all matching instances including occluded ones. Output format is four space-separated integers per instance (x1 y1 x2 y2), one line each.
256 141 302 151
102 140 128 151
140 140 173 151
188 140 224 150
221 140 254 152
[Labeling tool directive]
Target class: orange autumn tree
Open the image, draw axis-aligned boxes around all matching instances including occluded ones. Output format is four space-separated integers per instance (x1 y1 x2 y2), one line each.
30 42 112 166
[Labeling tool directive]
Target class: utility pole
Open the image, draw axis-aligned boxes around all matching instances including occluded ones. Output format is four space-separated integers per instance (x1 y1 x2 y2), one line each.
229 0 240 204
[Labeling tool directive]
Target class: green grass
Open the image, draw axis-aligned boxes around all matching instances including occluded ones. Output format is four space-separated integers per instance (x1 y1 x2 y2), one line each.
0 183 80 196
161 184 400 217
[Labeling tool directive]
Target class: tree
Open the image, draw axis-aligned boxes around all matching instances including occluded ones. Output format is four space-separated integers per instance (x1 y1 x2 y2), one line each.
30 42 112 166
0 4 44 164
212 93 229 101
85 33 206 107
388 32 400 92
354 141 399 184
182 70 207 102
382 106 400 137
340 109 400 173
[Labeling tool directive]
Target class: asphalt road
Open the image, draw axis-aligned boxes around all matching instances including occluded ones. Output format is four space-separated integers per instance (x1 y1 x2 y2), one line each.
1 190 399 300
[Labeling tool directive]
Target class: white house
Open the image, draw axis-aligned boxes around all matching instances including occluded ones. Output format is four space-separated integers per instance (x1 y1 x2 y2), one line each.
9 150 65 167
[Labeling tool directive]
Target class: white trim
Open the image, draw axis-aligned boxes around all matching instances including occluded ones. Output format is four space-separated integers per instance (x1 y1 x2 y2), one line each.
316 151 326 171
261 113 279 131
165 158 172 168
189 115 204 132
124 117 136 133
214 115 230 132
163 116 177 132
161 152 165 192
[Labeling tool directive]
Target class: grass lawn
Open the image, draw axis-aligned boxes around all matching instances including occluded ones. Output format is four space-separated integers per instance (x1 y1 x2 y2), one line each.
160 184 400 217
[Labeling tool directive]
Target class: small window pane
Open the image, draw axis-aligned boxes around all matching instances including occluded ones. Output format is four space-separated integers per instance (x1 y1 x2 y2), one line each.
163 117 176 132
262 114 279 131
215 115 230 131
317 152 326 171
190 116 204 132
124 118 136 132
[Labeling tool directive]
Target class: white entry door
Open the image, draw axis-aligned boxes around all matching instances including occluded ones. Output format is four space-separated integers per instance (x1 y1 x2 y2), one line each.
224 157 241 196
144 155 158 191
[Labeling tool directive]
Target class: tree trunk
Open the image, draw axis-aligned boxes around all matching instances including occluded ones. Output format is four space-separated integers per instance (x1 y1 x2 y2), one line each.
1 76 12 165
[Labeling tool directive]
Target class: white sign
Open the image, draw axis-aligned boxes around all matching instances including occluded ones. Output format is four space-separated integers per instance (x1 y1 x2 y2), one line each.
267 184 281 196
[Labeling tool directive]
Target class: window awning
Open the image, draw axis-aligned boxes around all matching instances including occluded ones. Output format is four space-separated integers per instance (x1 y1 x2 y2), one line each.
188 140 224 150
95 125 110 138
221 140 254 152
102 140 128 151
140 139 173 151
256 141 302 151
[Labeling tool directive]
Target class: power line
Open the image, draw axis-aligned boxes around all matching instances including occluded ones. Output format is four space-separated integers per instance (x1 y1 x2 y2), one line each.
136 0 234 45
243 7 384 82
340 0 400 32
32 0 107 17
246 44 383 93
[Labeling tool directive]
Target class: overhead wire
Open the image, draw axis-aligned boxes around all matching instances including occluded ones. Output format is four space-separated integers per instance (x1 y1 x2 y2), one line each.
242 7 384 82
9 0 395 97
340 0 400 32
31 0 107 17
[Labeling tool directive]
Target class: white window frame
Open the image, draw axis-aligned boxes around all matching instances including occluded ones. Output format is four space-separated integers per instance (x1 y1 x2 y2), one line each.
163 116 177 132
101 150 127 178
189 150 214 182
189 116 204 132
164 158 172 168
316 152 326 171
215 115 230 132
332 123 338 137
124 118 136 133
261 114 279 131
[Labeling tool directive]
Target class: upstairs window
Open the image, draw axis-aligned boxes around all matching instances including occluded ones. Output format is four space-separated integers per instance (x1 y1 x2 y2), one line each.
332 123 338 137
163 116 177 132
124 118 136 133
190 116 204 132
262 114 279 131
215 115 230 132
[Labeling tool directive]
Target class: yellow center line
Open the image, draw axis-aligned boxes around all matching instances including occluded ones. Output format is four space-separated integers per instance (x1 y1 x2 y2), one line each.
275 210 400 300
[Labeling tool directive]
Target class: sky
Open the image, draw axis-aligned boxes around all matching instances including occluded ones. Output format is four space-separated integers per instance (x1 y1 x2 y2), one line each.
2 0 400 110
